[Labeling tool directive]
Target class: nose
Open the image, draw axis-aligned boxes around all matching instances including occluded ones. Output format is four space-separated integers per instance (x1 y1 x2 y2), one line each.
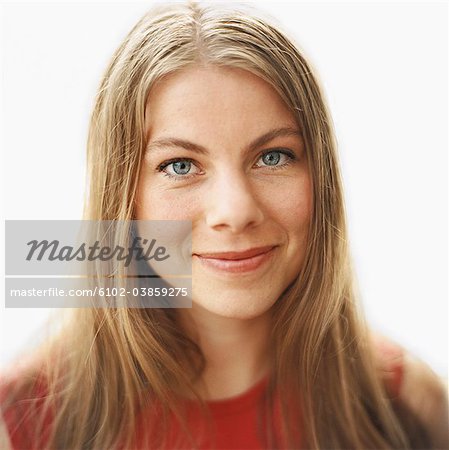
205 170 265 233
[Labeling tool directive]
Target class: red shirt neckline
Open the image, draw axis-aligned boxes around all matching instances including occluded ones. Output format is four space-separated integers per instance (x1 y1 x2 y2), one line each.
184 375 270 417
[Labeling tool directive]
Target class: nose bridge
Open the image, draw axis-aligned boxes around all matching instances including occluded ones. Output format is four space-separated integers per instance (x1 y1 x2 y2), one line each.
205 167 264 232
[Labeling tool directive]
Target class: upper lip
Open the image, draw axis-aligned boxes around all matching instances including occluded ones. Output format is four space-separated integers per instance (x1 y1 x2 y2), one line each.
194 245 276 260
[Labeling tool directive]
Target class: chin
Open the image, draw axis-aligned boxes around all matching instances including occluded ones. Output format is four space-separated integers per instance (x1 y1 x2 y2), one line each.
191 289 277 320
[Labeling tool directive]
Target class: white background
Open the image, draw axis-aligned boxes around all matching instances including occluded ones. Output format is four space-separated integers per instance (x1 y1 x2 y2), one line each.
0 1 447 378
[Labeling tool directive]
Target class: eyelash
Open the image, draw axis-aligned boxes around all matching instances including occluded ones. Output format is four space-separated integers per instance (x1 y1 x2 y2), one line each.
156 149 296 181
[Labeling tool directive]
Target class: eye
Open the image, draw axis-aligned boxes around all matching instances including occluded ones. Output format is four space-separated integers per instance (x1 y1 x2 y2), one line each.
157 158 201 180
255 149 295 169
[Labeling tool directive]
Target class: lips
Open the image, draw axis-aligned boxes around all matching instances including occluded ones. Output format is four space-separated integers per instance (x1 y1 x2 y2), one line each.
193 245 276 274
194 245 275 260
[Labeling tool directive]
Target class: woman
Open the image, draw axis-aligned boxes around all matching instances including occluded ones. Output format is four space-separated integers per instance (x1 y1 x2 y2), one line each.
1 2 447 449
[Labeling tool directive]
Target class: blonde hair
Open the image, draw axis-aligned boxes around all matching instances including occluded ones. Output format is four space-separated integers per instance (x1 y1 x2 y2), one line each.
1 2 431 449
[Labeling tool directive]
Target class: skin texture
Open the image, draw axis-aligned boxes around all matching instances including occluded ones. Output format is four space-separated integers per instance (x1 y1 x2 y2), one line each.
135 66 312 398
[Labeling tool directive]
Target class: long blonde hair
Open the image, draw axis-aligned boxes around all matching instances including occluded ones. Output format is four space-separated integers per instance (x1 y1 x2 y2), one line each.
2 2 431 449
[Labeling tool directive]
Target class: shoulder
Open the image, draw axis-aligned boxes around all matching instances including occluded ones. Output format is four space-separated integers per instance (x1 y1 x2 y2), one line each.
370 331 405 398
399 351 449 448
0 407 12 450
0 363 52 450
370 331 449 448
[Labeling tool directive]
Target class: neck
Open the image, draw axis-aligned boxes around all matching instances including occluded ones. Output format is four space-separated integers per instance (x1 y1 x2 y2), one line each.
176 305 273 400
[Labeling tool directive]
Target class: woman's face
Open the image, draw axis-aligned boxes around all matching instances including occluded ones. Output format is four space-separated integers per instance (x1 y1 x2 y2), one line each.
136 66 312 319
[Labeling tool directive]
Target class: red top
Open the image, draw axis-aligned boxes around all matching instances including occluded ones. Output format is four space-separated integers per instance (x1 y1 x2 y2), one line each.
133 375 287 449
1 342 404 450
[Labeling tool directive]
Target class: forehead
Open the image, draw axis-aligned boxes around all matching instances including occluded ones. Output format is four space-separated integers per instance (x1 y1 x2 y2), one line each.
144 66 298 142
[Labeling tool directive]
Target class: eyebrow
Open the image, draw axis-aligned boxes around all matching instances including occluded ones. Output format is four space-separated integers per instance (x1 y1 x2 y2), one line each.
145 126 303 156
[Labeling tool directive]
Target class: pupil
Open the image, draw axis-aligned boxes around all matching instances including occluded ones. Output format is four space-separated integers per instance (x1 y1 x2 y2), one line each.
173 161 191 175
264 152 280 165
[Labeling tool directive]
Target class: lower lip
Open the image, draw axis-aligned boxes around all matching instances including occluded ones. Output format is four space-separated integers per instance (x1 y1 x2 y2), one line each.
194 247 275 274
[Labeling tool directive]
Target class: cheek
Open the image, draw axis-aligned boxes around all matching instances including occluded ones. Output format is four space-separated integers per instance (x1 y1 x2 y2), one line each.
263 176 312 230
135 179 200 221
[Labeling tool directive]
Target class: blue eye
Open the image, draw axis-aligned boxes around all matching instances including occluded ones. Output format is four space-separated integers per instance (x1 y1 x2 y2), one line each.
171 160 191 175
262 151 281 166
157 158 199 179
256 150 294 168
